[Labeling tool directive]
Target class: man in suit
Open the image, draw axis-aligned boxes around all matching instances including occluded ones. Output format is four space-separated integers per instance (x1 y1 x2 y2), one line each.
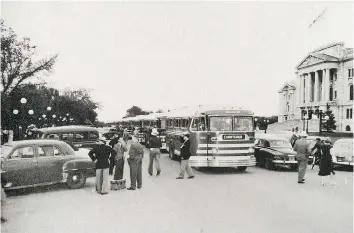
293 131 310 184
176 132 195 179
127 136 144 190
147 129 162 176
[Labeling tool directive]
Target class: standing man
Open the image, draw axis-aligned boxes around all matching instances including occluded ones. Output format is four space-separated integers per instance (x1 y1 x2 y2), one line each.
88 141 117 195
123 128 130 143
127 136 144 190
293 131 310 184
176 132 195 179
147 128 162 176
113 136 128 180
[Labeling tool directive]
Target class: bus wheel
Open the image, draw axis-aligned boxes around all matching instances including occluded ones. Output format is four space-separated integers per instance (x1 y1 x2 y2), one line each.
237 166 247 172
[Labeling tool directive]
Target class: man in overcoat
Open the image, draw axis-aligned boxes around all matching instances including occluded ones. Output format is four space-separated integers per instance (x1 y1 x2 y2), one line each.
127 136 144 190
293 131 310 184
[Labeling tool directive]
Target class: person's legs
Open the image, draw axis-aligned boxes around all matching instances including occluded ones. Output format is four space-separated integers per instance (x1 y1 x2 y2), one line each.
178 160 187 178
96 169 102 193
137 161 142 189
185 160 194 177
298 160 307 182
154 150 161 175
114 159 124 180
129 162 138 189
101 168 110 194
148 151 154 175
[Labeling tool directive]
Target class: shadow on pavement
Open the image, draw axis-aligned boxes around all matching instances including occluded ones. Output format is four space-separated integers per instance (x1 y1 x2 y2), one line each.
333 165 353 172
193 167 251 175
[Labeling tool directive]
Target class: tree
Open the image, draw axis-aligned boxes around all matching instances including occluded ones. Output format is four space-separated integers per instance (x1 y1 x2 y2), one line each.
125 106 151 117
156 109 164 113
322 104 336 132
1 20 58 96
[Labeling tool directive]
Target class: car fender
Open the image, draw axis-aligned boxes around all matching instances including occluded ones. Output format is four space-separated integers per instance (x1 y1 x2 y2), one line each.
62 159 95 176
261 148 283 157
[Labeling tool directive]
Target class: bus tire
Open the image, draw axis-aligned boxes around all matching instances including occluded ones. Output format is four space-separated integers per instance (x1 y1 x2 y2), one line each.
237 166 247 172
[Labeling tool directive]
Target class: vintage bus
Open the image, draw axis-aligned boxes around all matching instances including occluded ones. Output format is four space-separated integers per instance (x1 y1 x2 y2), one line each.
165 105 256 170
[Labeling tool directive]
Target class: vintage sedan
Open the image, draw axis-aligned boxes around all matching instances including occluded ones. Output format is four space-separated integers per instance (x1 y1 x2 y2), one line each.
254 136 298 170
330 138 353 167
1 140 96 190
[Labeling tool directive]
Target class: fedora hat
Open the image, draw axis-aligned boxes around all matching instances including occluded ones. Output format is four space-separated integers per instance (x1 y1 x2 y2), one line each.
151 129 158 136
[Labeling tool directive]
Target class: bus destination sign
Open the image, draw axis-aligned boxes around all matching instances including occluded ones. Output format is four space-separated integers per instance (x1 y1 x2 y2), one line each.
222 135 244 140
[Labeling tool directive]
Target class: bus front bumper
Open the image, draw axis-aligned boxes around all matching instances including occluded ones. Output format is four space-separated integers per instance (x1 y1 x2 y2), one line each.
189 156 256 167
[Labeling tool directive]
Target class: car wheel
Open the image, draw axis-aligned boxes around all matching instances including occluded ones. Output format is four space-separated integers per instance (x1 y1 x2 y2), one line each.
66 171 87 189
264 158 274 170
237 166 247 172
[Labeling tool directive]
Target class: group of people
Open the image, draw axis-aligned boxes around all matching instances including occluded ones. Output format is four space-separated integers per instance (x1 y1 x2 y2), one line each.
291 131 335 185
88 128 195 195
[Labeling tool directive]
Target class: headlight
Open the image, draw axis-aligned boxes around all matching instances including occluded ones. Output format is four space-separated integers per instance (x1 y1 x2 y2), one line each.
161 138 165 142
212 148 218 154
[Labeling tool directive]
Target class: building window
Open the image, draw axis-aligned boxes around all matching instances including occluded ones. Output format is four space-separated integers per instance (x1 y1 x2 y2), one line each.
350 84 353 100
348 108 353 119
349 68 354 78
346 125 351 131
334 91 337 99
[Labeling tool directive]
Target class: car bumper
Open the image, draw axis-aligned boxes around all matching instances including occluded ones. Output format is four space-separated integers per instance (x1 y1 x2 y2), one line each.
333 161 353 166
273 159 298 164
189 156 256 167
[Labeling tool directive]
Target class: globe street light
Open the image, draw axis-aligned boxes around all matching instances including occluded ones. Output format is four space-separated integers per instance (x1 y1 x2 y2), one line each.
20 98 27 139
13 109 19 115
28 110 34 115
20 98 27 104
47 106 52 111
42 114 46 118
52 114 56 118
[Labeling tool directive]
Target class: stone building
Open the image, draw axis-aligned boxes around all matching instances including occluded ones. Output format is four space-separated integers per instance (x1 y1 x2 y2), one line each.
278 42 353 132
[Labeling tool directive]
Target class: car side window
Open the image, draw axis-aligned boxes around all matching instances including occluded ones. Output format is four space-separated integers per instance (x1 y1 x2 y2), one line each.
8 146 35 159
75 132 89 141
62 133 74 141
46 133 60 139
38 145 64 157
89 132 99 140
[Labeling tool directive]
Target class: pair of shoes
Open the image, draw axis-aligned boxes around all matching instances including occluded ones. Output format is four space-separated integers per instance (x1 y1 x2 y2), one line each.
298 181 305 184
101 193 108 195
176 177 183 179
149 173 153 176
127 187 136 190
188 176 195 179
138 187 142 189
1 217 7 223
302 179 305 181
156 170 161 176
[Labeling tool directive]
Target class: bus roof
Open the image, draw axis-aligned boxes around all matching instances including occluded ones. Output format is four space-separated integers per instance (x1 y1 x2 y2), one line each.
38 126 98 134
165 105 254 118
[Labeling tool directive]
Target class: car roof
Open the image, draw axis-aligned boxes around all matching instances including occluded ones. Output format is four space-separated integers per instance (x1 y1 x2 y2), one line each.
37 126 98 134
2 139 68 147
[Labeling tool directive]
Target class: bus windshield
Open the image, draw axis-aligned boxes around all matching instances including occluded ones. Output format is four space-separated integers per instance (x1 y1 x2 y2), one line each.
209 116 232 131
233 116 253 131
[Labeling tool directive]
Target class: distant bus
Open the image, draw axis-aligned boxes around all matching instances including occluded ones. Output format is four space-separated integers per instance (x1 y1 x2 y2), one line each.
165 105 256 171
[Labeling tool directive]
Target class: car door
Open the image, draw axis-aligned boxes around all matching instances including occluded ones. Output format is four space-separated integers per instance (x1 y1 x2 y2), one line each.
36 144 75 183
2 145 38 187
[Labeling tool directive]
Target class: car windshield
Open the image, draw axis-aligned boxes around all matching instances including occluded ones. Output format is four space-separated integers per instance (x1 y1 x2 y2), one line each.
1 145 13 157
209 116 232 131
234 116 253 131
269 140 292 148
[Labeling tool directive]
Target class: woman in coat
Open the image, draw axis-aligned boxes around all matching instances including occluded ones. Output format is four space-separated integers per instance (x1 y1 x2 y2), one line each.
318 138 335 185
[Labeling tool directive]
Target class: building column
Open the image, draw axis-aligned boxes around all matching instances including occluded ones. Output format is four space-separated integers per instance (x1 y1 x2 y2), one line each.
321 69 326 103
303 74 307 103
324 68 330 101
306 73 311 103
314 71 319 102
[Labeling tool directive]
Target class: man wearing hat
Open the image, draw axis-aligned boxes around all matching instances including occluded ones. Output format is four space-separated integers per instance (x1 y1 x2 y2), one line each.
177 132 195 179
293 131 310 184
147 128 162 176
127 136 144 190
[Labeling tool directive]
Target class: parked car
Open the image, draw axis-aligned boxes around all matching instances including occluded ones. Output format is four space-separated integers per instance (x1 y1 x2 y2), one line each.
1 139 96 190
254 136 298 170
35 126 100 149
330 138 353 167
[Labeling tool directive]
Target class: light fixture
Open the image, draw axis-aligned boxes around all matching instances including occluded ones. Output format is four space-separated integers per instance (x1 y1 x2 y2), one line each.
28 110 34 115
42 114 46 118
52 114 56 118
47 106 52 111
20 98 27 104
13 109 19 115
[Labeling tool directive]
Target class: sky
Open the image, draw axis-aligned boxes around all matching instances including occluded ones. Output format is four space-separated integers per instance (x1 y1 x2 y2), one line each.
2 1 353 122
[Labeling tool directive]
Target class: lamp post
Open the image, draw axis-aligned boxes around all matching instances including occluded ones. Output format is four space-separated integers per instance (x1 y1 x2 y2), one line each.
264 119 269 134
52 114 56 127
254 118 258 131
20 98 27 139
13 109 19 139
319 106 329 135
304 114 309 133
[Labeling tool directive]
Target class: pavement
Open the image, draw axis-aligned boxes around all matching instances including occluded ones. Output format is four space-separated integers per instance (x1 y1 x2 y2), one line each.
2 148 353 233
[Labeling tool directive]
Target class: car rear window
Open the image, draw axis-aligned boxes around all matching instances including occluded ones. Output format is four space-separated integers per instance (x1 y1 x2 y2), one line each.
59 143 76 155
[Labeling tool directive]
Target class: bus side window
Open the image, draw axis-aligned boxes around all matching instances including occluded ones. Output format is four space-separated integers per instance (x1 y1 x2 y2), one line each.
191 118 201 131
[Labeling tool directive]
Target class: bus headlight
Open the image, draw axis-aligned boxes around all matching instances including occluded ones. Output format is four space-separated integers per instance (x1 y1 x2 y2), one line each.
212 148 218 154
248 148 254 153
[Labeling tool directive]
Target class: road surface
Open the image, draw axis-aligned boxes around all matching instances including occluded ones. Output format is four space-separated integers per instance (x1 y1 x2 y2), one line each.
2 149 353 233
